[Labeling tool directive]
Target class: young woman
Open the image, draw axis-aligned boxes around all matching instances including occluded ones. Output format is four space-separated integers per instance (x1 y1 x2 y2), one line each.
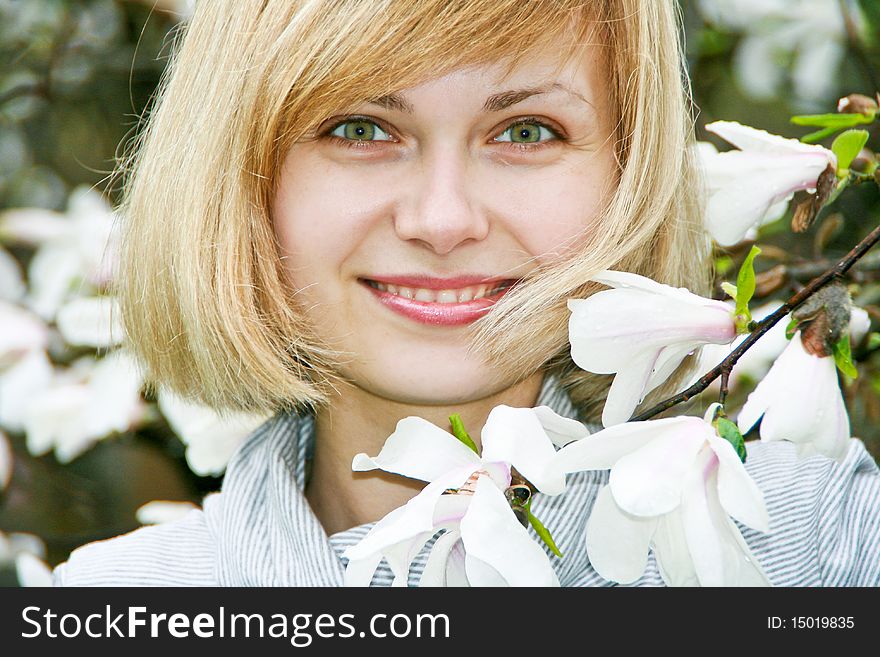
53 0 879 586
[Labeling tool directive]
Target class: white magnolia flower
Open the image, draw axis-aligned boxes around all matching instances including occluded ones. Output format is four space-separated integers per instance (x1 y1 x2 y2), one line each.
699 0 859 103
0 187 119 320
343 405 589 587
15 553 53 587
0 531 52 586
136 500 198 525
737 331 850 462
0 246 25 302
697 121 836 247
56 295 124 348
0 532 45 566
21 350 145 463
569 271 737 427
0 300 48 367
158 390 271 476
551 406 770 586
849 306 871 346
0 429 11 491
0 350 53 433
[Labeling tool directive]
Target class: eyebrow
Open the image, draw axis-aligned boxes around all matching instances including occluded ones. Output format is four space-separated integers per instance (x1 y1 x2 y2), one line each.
365 83 593 114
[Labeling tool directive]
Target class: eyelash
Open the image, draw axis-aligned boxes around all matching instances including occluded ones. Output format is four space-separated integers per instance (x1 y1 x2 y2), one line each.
320 115 565 152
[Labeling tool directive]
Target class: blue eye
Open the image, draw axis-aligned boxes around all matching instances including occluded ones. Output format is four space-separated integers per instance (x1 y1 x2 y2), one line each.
329 119 394 142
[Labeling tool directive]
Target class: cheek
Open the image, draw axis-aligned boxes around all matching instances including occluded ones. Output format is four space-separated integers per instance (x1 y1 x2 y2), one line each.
272 161 386 288
483 151 615 260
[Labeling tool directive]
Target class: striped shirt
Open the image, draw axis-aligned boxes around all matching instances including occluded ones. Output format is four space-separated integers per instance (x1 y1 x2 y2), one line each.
53 377 880 586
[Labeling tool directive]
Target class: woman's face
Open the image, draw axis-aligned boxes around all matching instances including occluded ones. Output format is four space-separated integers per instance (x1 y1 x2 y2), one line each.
272 44 616 405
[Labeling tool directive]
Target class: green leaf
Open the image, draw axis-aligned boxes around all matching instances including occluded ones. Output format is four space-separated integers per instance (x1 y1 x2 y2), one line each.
715 417 747 463
791 113 873 128
800 127 843 144
448 414 479 454
868 332 880 351
526 504 562 557
831 130 870 173
721 281 738 301
832 335 858 379
733 246 760 333
785 316 799 340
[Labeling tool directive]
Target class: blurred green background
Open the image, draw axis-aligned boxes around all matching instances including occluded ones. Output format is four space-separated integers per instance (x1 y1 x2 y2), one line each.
0 0 878 580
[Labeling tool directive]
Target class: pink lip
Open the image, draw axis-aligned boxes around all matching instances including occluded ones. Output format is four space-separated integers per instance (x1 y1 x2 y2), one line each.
359 276 519 326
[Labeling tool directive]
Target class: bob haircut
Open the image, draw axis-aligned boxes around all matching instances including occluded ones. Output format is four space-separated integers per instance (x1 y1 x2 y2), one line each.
117 0 711 422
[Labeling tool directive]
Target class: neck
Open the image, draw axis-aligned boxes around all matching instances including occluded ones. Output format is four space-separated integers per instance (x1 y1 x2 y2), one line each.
305 371 545 536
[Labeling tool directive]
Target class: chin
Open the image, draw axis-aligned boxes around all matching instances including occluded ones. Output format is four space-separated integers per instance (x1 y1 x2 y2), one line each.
355 365 510 408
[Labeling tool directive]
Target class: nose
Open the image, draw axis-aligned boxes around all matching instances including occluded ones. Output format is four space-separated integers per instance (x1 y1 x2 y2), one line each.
393 145 490 255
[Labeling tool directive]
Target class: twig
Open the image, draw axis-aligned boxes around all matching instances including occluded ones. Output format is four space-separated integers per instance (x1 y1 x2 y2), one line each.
633 219 880 421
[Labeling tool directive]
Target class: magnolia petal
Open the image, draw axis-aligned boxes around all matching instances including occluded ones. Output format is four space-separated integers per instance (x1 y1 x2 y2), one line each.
531 405 590 448
460 475 559 586
25 242 84 320
849 307 871 346
736 333 794 434
342 466 474 561
23 383 90 459
652 512 699 587
77 351 144 450
463 553 508 587
0 247 25 302
609 423 709 516
56 296 123 348
585 485 657 584
446 542 470 587
601 350 657 427
0 350 53 432
0 208 69 245
135 500 198 525
0 301 49 366
707 434 770 532
569 288 733 375
702 151 831 246
646 342 703 395
680 450 769 586
158 390 269 476
742 333 850 461
352 416 480 483
420 529 461 587
552 417 693 473
590 270 726 308
15 553 53 587
344 551 384 587
384 530 434 587
480 405 566 495
705 121 836 160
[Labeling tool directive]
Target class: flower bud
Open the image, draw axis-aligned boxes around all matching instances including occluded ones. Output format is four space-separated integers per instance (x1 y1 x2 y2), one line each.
791 164 837 233
837 93 878 115
791 281 851 356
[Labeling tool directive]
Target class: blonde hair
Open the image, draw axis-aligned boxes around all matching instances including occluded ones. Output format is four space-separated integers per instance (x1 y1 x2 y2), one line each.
118 0 711 421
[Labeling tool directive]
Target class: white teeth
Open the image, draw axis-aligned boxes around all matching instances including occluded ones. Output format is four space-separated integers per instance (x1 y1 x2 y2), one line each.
369 280 511 303
437 290 458 304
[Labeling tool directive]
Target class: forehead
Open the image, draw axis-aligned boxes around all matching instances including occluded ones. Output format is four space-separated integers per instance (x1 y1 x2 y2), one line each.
358 48 604 120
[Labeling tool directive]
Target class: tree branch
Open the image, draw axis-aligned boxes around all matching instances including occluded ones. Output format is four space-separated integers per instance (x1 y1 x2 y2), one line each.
633 220 880 421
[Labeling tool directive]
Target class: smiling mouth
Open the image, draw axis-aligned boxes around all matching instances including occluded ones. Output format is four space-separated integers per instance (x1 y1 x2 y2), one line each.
360 279 518 304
